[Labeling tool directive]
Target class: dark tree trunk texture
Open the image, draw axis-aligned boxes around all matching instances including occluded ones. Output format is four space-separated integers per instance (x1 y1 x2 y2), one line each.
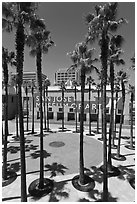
31 86 35 133
97 89 100 133
62 89 65 131
16 20 27 202
79 67 85 185
130 92 134 148
117 82 125 157
75 86 78 132
88 83 91 135
3 84 8 180
43 85 46 130
101 29 108 201
16 85 19 138
26 86 29 131
108 61 114 168
37 48 44 189
46 87 49 130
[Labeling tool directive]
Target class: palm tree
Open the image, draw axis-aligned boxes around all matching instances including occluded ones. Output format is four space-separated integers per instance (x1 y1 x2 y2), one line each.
60 81 66 131
45 78 51 131
116 70 128 158
3 2 38 201
71 80 79 133
113 80 120 145
107 35 125 171
31 79 36 134
43 80 47 130
96 83 101 133
85 2 127 201
2 47 15 180
23 80 29 131
26 17 54 193
86 76 95 136
10 74 19 139
128 84 135 149
68 41 98 190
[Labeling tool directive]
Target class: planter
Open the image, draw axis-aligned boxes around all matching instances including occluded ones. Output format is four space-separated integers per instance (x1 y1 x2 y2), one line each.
2 171 17 187
72 174 95 192
28 178 54 197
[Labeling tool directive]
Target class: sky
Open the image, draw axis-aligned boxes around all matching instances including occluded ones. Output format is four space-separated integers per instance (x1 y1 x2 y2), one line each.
2 1 135 86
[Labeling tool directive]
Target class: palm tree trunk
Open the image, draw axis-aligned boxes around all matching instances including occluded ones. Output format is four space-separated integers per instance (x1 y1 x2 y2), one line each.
18 85 27 201
130 92 134 148
3 84 8 180
97 89 100 133
16 86 19 138
112 90 118 146
101 29 108 201
89 83 91 135
43 86 46 130
62 89 64 131
16 20 27 202
117 83 125 157
37 48 44 189
26 88 29 131
46 87 49 131
31 87 35 134
79 67 85 185
108 61 114 168
75 86 78 132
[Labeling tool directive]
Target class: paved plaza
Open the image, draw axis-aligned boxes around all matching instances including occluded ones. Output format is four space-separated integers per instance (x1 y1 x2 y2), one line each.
2 119 135 202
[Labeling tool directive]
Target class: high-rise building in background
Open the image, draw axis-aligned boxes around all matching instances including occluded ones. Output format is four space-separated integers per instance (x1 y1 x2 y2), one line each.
10 71 47 86
54 68 81 86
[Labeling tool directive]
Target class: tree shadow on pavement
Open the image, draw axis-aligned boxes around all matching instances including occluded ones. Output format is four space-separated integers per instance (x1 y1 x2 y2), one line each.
84 166 103 184
116 164 135 181
78 191 118 202
30 150 51 159
6 144 39 154
7 162 21 173
48 180 69 202
44 162 68 178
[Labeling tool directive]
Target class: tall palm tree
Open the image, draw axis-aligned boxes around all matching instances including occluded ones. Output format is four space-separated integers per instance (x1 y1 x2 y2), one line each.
26 17 54 192
3 2 38 201
96 83 101 134
113 80 120 145
2 47 15 180
116 70 128 158
85 2 127 201
43 80 47 130
10 74 19 138
108 35 125 170
60 81 66 131
45 78 51 131
31 79 36 134
72 80 79 133
23 80 29 131
86 76 95 136
68 41 98 190
128 84 135 149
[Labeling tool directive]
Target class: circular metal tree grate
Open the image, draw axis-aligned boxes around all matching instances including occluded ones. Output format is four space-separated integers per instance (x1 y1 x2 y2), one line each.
49 141 65 147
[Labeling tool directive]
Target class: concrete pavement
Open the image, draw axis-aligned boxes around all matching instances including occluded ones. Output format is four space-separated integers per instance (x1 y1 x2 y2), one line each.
2 119 135 202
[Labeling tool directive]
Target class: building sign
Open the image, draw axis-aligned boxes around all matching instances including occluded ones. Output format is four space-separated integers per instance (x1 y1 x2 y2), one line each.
34 95 114 113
